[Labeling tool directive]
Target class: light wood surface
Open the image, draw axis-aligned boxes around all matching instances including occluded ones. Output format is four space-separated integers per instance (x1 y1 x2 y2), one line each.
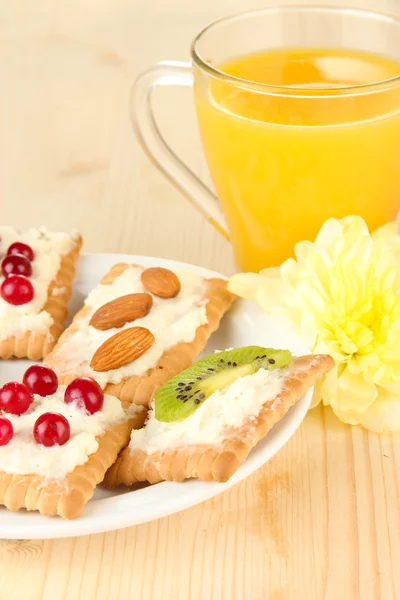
1 1 400 599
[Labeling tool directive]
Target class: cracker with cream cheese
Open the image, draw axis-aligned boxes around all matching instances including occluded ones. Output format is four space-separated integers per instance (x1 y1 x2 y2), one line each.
103 354 334 487
0 227 82 360
0 396 146 519
45 263 236 407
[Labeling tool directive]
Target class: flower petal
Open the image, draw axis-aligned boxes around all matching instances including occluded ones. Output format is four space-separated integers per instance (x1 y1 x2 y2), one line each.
228 273 266 300
357 388 400 433
320 367 339 406
372 221 399 242
329 404 362 426
310 379 323 408
259 266 281 277
314 217 344 250
330 368 378 413
294 240 315 264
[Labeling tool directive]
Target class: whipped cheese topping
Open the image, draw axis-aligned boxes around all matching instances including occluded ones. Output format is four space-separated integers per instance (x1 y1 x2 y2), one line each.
0 227 79 340
129 368 284 453
50 266 209 387
0 386 136 479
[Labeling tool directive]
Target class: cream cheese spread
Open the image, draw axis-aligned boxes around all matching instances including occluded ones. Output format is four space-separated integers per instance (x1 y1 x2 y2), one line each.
129 368 284 453
0 227 78 340
0 386 134 479
50 266 209 387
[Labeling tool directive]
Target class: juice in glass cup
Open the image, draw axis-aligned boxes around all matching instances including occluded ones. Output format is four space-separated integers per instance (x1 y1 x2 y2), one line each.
195 47 400 270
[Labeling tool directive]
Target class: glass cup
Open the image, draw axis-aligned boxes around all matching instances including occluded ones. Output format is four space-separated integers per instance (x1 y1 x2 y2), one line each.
131 6 400 271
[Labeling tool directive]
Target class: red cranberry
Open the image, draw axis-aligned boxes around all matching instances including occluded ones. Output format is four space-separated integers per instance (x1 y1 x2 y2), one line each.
0 417 14 446
0 382 33 415
7 242 35 262
1 275 34 305
23 365 58 397
64 377 104 414
33 412 70 447
1 254 32 278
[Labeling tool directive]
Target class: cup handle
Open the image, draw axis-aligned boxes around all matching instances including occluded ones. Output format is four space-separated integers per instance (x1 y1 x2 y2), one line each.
130 61 230 240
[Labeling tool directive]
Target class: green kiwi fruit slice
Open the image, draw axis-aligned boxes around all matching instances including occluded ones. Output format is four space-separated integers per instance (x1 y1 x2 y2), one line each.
154 346 292 423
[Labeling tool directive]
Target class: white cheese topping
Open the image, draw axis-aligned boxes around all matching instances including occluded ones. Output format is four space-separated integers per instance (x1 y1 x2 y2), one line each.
49 266 209 387
0 386 137 479
129 368 284 453
0 227 79 341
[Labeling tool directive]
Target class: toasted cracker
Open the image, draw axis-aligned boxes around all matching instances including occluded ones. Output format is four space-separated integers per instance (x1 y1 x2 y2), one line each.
0 408 146 519
45 263 236 407
103 354 334 487
0 235 82 360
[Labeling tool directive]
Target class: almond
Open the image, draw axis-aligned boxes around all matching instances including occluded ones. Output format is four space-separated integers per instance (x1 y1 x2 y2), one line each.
141 267 181 299
89 293 153 331
90 327 155 372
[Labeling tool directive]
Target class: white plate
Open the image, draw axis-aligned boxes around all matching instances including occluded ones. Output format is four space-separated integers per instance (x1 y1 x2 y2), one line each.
0 254 311 539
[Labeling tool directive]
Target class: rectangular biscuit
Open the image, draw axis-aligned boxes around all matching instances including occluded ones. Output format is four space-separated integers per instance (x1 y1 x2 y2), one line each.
0 406 146 519
0 227 82 360
45 263 236 407
103 354 334 487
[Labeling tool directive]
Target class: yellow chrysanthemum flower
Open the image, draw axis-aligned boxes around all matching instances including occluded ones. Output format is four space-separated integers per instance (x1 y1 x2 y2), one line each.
228 216 400 432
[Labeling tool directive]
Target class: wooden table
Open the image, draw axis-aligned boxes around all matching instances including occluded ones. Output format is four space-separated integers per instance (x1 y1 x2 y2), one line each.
1 1 399 598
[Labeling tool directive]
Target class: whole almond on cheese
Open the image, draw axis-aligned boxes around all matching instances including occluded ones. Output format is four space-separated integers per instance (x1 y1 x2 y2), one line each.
90 327 155 372
89 293 153 330
141 267 181 299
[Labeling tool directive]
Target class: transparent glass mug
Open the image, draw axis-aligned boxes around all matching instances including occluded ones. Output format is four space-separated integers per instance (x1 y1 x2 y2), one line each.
131 7 400 271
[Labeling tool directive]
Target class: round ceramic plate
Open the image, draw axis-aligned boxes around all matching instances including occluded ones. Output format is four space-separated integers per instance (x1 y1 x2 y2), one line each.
0 254 311 539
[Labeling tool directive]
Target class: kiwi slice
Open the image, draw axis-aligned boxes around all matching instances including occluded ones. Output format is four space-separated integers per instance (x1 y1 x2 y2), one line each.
154 346 292 423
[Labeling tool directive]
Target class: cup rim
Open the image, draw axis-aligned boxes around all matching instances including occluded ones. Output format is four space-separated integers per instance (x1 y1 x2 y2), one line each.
191 5 400 96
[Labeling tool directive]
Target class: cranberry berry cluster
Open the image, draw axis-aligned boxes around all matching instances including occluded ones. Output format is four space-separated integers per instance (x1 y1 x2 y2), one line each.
1 241 35 305
0 366 104 448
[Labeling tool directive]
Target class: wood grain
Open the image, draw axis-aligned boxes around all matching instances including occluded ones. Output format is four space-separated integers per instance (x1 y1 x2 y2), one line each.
1 0 400 598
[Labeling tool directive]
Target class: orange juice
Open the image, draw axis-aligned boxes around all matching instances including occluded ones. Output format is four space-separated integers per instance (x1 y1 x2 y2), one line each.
194 48 400 271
